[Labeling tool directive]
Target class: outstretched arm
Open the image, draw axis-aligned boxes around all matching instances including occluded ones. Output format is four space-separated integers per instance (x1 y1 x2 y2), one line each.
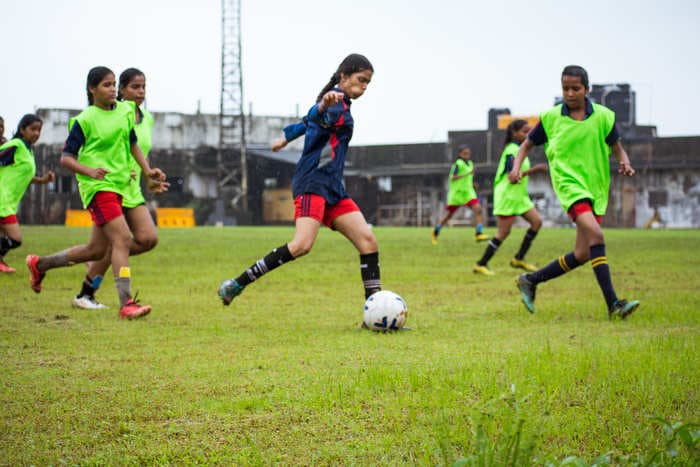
31 170 55 184
611 140 635 176
508 139 534 183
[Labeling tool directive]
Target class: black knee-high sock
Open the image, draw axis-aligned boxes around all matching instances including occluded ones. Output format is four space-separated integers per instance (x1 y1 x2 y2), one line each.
514 228 538 260
360 252 381 299
528 252 580 284
78 274 103 298
590 244 618 309
236 244 294 286
477 238 501 266
0 236 21 257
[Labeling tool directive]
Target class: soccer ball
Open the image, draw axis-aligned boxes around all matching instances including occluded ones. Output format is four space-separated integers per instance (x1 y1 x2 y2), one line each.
363 290 408 331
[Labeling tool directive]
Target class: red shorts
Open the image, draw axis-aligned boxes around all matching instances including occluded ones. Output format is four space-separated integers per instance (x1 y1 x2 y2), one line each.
567 200 602 225
446 198 479 213
497 215 516 221
87 191 124 227
294 194 360 228
0 214 18 225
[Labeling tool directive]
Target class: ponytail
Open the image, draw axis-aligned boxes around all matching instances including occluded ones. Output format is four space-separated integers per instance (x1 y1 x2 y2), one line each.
316 54 373 102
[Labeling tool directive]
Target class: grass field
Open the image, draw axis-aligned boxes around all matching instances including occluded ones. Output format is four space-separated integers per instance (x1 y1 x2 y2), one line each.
1 226 698 465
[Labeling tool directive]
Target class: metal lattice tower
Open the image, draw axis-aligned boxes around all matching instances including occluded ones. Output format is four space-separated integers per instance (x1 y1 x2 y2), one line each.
218 0 247 212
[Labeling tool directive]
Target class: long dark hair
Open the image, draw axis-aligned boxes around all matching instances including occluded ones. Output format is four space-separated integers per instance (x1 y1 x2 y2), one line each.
12 114 42 140
118 67 145 100
503 119 529 149
86 66 114 105
562 65 589 90
316 54 374 101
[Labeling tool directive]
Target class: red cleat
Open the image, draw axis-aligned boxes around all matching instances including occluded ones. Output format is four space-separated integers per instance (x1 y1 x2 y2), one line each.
0 258 16 273
26 255 44 293
119 298 152 320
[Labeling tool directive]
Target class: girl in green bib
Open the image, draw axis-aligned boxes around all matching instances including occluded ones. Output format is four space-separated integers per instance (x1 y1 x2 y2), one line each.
71 68 168 310
26 66 166 320
431 144 489 244
0 114 55 273
509 65 639 319
473 119 547 276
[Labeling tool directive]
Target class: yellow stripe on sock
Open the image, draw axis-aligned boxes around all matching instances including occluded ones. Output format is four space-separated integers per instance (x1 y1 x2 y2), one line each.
558 256 570 272
591 257 608 268
118 266 131 278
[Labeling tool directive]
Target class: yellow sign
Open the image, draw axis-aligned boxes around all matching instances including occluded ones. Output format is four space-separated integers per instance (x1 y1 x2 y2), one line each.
497 114 540 130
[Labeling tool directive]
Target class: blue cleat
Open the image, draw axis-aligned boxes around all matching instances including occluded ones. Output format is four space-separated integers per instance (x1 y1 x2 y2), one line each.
608 299 639 319
218 279 245 306
516 274 536 314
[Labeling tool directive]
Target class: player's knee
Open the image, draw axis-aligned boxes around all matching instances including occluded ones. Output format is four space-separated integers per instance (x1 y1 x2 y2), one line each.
289 240 314 258
359 231 378 253
135 233 158 252
530 217 543 231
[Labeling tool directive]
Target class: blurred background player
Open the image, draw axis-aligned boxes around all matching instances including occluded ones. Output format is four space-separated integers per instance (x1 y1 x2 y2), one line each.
219 53 382 308
0 114 54 273
431 144 488 244
71 68 168 310
26 66 165 319
473 119 547 275
0 116 7 144
509 65 639 319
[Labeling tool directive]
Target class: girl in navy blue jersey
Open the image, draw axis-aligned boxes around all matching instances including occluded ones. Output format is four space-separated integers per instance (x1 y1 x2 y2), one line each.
219 54 381 308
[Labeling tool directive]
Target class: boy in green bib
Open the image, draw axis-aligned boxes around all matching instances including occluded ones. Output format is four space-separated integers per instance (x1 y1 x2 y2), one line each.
509 65 639 319
0 114 54 273
432 144 488 244
473 119 547 276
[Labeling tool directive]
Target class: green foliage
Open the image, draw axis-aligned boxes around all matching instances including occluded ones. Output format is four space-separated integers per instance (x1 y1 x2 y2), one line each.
0 226 698 464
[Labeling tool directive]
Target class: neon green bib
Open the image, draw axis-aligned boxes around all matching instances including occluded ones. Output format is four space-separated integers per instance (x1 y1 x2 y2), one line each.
0 139 36 217
540 102 615 214
122 107 154 208
447 158 477 205
493 142 534 216
69 101 136 208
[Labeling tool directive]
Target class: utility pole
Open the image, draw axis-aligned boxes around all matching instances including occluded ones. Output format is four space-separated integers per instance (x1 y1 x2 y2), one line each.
217 0 247 220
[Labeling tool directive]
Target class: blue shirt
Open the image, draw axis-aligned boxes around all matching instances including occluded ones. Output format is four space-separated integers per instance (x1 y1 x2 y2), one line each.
291 88 354 204
528 98 620 146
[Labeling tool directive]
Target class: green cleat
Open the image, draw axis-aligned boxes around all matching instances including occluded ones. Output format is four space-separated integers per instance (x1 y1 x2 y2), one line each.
608 299 640 319
218 279 245 306
516 274 536 313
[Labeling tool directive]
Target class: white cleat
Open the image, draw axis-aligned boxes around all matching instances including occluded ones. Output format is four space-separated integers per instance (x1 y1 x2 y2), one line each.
72 295 108 310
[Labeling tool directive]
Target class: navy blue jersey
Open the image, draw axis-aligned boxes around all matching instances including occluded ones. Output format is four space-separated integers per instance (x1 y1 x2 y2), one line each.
292 88 354 204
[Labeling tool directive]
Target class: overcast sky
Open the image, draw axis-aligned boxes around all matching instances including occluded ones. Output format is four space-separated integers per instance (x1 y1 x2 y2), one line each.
1 0 698 145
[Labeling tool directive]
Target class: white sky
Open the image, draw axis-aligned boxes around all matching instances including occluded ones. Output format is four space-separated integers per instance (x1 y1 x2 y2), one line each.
1 0 699 145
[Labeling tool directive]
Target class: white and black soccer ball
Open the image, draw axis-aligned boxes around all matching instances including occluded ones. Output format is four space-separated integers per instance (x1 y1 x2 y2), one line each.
363 290 408 331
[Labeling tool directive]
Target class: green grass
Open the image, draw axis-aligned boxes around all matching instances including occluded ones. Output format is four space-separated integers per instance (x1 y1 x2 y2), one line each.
1 226 698 465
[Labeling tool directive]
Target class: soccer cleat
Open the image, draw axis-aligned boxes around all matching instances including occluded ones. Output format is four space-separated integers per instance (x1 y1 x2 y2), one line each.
26 254 45 293
475 233 489 242
431 229 439 245
608 299 640 320
516 274 536 313
72 295 108 310
510 258 538 272
218 279 245 306
472 264 495 276
0 258 16 273
119 297 151 320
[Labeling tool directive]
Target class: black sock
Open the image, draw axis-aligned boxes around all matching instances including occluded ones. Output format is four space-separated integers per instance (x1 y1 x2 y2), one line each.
0 236 21 257
360 252 381 299
590 244 618 309
236 244 294 286
514 228 538 260
477 238 501 266
529 252 580 284
78 275 96 298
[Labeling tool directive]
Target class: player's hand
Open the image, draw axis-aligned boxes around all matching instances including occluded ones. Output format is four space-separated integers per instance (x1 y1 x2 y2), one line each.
508 169 522 184
147 167 166 181
90 167 109 180
618 161 635 176
318 91 344 112
147 179 170 193
271 137 288 152
42 171 55 184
